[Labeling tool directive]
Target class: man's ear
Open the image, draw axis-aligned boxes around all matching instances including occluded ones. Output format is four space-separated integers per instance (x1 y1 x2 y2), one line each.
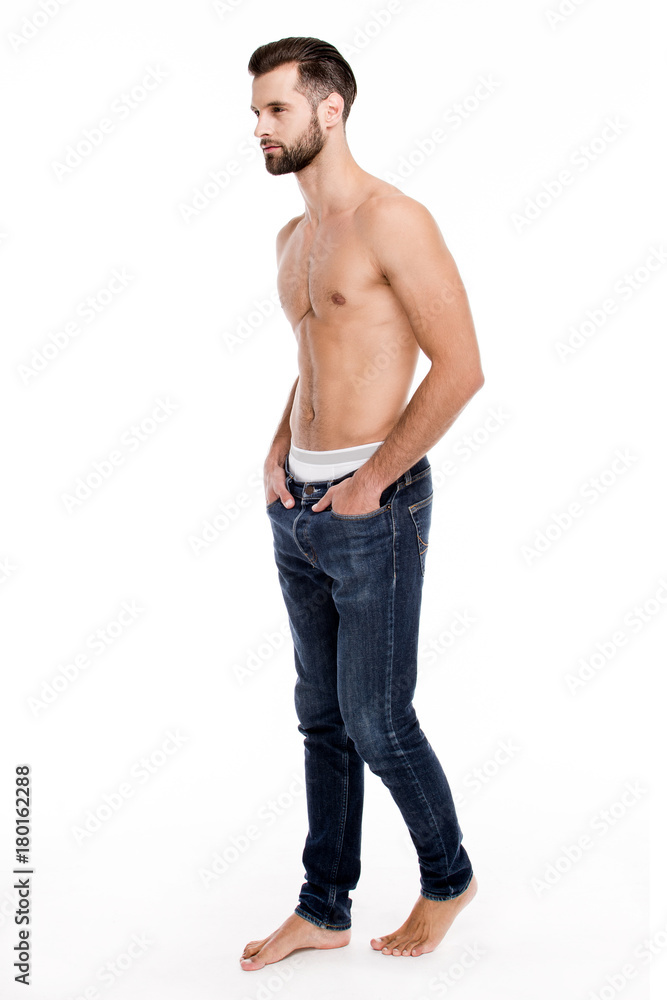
323 91 345 128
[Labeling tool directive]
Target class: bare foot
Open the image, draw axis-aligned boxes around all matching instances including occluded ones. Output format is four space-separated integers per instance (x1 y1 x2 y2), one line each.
240 911 351 971
370 874 478 957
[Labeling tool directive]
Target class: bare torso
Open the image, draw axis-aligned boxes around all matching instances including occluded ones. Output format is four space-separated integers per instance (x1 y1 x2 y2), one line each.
277 178 421 450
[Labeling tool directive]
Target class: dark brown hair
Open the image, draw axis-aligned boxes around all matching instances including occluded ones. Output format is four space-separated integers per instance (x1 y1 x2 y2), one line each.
248 36 357 126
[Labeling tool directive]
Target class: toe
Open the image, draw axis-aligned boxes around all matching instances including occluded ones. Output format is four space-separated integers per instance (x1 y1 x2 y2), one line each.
371 934 390 947
390 935 408 954
240 942 271 970
411 941 430 957
372 933 397 953
240 955 265 971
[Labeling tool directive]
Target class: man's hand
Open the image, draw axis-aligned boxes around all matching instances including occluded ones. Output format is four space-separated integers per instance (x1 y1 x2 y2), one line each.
264 457 294 507
312 474 382 515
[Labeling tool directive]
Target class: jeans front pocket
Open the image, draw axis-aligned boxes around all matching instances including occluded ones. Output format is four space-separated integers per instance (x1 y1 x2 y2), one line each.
408 492 433 575
330 481 397 520
330 502 392 521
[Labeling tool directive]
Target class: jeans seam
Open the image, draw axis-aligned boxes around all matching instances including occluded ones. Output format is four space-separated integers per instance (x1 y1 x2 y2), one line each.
324 728 350 920
302 505 318 565
330 503 391 521
294 906 351 931
408 493 434 513
420 870 473 901
388 490 450 873
399 466 430 489
291 507 317 568
386 506 397 760
408 495 432 577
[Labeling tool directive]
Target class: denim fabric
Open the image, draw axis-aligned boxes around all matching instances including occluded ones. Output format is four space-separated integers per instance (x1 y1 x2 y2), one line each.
265 453 473 930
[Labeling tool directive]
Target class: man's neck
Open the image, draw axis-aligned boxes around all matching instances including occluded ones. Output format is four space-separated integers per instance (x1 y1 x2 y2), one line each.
295 142 369 223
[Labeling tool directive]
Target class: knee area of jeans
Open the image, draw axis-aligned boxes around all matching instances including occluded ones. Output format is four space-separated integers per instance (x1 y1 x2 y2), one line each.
341 697 417 737
338 716 398 761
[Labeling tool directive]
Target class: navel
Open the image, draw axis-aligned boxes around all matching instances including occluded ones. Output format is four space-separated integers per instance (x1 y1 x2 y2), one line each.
331 292 346 306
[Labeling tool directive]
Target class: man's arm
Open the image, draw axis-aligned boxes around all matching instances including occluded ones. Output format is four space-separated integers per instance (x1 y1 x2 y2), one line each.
352 195 484 497
263 218 303 506
264 376 297 506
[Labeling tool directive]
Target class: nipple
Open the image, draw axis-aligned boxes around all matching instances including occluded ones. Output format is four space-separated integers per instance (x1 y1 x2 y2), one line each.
331 293 346 305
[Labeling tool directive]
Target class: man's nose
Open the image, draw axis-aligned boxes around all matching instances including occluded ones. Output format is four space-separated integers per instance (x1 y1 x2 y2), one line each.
253 115 270 139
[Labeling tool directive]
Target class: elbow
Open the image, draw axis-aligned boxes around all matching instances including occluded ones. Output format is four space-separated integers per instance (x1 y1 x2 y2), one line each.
429 360 484 400
459 366 485 401
469 368 485 395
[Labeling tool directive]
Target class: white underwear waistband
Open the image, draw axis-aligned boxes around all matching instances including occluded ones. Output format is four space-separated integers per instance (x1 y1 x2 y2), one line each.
288 440 383 482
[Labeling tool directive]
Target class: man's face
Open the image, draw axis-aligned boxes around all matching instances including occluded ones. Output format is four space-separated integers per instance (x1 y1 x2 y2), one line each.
251 63 327 175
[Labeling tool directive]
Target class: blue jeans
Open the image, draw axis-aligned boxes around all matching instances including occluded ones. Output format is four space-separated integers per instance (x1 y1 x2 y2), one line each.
265 453 473 930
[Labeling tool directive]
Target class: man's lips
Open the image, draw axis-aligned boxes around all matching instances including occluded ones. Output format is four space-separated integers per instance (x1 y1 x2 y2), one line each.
262 145 281 151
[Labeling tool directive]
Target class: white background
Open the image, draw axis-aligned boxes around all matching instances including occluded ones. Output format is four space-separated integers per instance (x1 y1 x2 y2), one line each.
1 1 665 998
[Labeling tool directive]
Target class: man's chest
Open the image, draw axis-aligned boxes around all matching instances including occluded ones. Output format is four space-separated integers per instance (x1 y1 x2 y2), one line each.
277 220 383 326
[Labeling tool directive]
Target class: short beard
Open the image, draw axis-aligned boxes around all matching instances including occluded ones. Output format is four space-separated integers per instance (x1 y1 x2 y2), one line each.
263 110 326 175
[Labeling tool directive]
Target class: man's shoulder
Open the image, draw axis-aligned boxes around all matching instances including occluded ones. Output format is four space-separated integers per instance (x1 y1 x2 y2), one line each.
355 186 437 236
276 213 305 249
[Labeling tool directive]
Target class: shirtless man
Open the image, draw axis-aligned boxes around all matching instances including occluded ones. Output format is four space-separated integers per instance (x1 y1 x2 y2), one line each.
241 36 483 972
